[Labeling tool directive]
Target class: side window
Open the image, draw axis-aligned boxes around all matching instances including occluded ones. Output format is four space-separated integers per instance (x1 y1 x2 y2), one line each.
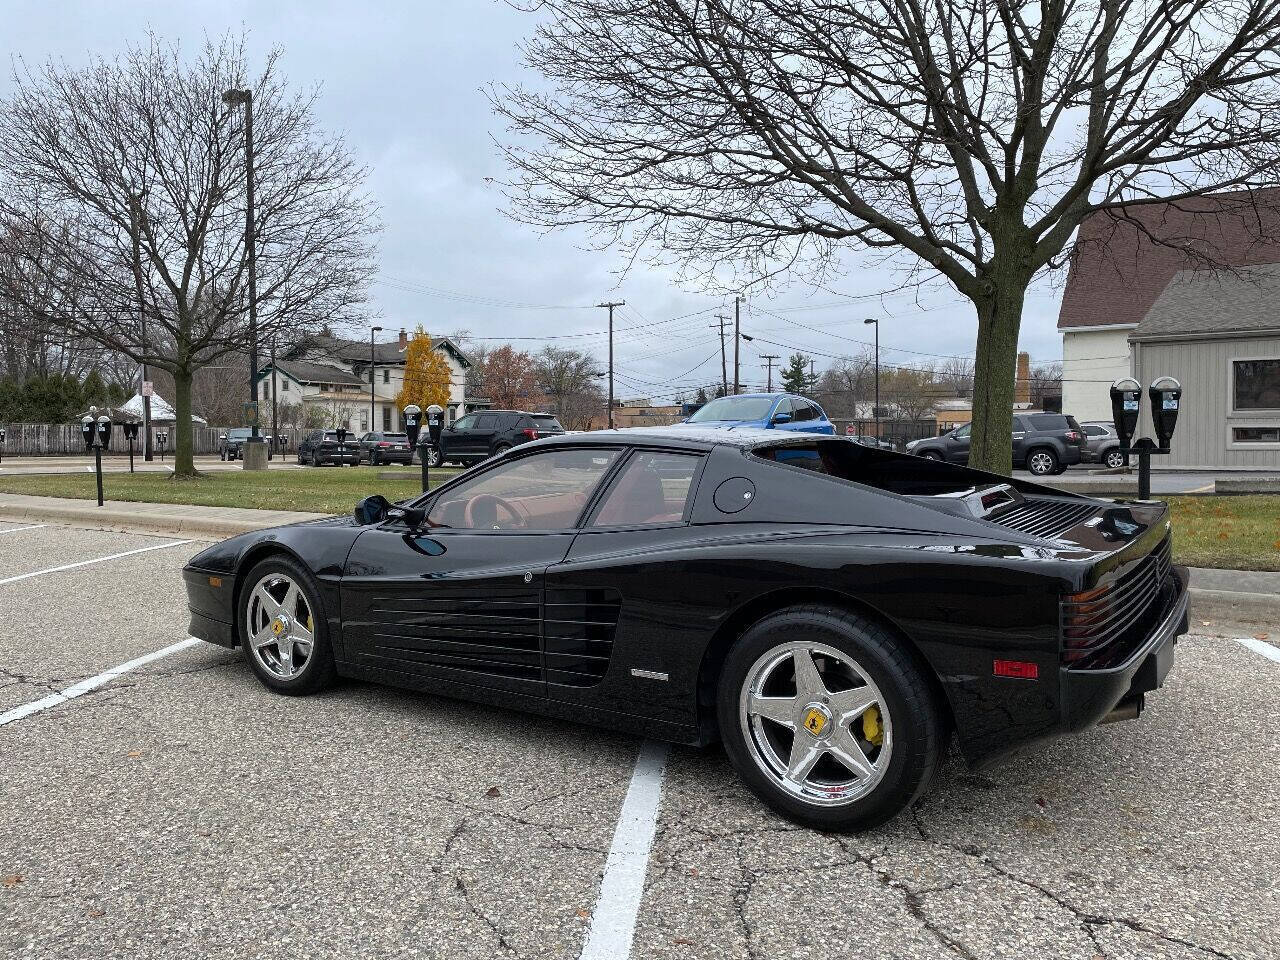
591 452 702 527
792 402 817 423
474 414 500 432
1029 414 1068 431
954 424 972 439
453 414 476 431
1083 425 1106 437
772 397 794 420
427 449 620 530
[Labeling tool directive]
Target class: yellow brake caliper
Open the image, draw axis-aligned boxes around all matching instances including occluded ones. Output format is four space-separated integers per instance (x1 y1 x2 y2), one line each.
862 706 884 747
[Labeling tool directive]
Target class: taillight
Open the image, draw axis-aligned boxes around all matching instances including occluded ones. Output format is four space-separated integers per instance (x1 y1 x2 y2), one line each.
1061 583 1114 661
378 442 390 447
522 428 539 440
1065 430 1081 441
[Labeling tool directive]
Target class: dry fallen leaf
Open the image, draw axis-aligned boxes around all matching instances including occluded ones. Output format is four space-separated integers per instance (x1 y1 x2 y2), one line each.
87 909 105 918
576 909 590 922
688 868 699 878
674 937 695 946
1254 634 1270 641
485 786 501 799
2 874 23 888
126 750 143 758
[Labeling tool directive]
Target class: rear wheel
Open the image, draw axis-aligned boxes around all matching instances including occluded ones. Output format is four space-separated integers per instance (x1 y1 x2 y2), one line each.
1104 449 1125 469
239 556 336 695
492 442 512 458
717 605 944 831
921 451 943 461
1027 448 1059 476
426 446 442 468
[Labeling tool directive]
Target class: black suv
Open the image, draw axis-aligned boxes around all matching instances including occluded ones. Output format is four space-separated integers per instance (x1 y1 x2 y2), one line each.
219 427 273 461
431 410 566 466
907 413 1085 476
297 430 361 467
355 432 413 466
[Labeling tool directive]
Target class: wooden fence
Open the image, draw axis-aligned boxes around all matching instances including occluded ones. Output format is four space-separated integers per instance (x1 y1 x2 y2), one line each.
0 423 308 457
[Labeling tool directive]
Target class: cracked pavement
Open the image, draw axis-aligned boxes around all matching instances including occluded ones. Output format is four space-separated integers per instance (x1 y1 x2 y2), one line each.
1 521 1278 959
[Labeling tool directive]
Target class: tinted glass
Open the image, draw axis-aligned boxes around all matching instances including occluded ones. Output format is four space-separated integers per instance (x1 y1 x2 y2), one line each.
591 452 701 527
792 402 818 422
474 414 500 431
1029 414 1069 430
688 396 776 422
1083 425 1107 437
531 415 565 431
426 449 620 530
954 424 971 438
1233 359 1280 410
453 414 477 430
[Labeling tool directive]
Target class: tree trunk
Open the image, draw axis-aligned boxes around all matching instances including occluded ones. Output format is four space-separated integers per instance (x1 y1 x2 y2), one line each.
172 365 197 478
967 273 1028 476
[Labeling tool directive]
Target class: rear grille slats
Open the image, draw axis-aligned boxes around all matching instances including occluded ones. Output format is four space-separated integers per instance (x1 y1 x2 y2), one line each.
1062 536 1172 669
990 499 1098 540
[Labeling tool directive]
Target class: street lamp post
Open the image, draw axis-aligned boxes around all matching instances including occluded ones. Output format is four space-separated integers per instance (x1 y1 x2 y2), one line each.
370 325 384 434
864 318 880 441
222 87 265 469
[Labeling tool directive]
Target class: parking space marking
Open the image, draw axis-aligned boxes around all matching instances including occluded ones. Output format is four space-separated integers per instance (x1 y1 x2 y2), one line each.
579 740 668 960
1235 636 1280 664
0 524 47 535
0 636 201 727
0 539 193 586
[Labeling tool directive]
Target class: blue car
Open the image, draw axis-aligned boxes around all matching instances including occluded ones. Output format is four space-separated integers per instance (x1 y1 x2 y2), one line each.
678 393 835 434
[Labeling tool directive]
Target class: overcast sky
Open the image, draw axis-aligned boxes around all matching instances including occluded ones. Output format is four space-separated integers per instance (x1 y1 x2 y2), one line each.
2 1 1069 401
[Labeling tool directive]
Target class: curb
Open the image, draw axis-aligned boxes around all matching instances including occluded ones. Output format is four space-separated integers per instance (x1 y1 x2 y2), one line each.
0 500 325 540
1189 588 1280 636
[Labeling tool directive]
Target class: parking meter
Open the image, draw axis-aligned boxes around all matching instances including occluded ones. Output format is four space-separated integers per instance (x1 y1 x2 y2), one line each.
81 416 96 450
426 404 444 449
0 426 6 464
157 430 168 462
403 404 422 447
1149 376 1182 450
1109 377 1142 451
96 416 112 449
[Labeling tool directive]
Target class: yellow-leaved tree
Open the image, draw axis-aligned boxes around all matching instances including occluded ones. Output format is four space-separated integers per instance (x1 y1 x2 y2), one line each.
395 326 452 413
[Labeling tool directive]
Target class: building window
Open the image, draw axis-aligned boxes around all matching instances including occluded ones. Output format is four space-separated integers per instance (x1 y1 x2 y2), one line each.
360 414 368 431
1233 426 1280 443
383 368 390 384
319 383 329 392
1233 358 1280 410
282 379 289 392
382 406 392 431
448 404 457 423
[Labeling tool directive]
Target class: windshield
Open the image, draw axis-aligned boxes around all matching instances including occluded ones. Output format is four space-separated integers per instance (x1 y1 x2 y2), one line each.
688 396 776 422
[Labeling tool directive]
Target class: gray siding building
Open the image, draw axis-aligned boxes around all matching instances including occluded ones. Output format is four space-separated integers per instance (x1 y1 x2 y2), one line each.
1130 264 1280 469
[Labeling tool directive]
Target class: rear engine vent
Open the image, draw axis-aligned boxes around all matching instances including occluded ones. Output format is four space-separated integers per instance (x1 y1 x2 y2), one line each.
989 498 1099 540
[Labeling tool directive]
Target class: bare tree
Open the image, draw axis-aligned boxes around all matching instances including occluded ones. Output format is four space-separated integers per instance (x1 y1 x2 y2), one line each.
0 32 377 475
813 353 874 419
495 1 1280 473
1030 361 1063 410
534 345 604 429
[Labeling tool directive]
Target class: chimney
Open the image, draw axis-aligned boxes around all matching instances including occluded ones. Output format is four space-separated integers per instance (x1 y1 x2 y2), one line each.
398 328 408 350
1014 351 1031 406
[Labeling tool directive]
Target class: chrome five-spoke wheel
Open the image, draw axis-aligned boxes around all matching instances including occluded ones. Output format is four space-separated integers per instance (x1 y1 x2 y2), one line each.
739 641 892 807
245 572 315 680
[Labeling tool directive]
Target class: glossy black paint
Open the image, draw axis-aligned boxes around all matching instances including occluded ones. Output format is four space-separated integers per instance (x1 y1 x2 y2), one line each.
184 427 1188 768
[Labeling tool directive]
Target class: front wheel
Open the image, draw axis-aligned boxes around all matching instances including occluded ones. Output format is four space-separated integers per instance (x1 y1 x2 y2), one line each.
1026 448 1059 476
239 556 336 695
717 605 944 831
921 451 943 461
491 443 512 458
426 446 442 468
1104 449 1125 469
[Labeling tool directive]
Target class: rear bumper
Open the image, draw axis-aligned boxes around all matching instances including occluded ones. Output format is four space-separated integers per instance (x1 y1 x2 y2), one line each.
1060 565 1189 731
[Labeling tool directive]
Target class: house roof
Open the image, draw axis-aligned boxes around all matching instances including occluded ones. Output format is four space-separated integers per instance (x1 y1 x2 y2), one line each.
266 360 363 386
1132 263 1280 341
1057 188 1280 331
302 332 471 368
120 393 208 424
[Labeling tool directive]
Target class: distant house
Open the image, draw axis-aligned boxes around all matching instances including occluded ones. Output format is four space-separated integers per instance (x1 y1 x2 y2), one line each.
258 328 480 434
1058 190 1280 467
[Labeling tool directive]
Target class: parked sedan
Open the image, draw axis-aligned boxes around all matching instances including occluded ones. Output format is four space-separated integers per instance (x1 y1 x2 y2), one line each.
677 392 835 434
297 430 360 467
356 432 413 466
184 427 1187 831
1082 421 1127 469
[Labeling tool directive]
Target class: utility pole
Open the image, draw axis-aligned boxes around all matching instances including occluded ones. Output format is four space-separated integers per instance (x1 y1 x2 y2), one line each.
710 315 730 395
864 318 881 439
808 359 816 391
597 301 625 428
370 325 384 433
733 295 742 395
761 355 780 392
271 335 279 448
127 195 153 461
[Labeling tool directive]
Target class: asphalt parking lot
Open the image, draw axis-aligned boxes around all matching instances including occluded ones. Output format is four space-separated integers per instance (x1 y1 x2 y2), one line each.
1 520 1276 960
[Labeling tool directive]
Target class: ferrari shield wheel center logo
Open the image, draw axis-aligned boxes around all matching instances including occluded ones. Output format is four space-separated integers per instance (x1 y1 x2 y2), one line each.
802 704 832 738
271 618 286 637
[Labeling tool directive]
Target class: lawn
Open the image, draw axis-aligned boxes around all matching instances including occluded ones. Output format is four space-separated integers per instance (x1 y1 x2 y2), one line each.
0 470 1275 570
1168 495 1280 572
0 466 459 514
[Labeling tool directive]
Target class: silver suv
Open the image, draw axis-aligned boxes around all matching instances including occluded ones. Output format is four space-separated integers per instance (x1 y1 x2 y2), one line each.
1081 421 1125 469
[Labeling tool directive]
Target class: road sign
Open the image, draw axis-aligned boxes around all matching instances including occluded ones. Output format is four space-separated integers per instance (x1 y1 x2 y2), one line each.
142 381 154 397
844 423 855 436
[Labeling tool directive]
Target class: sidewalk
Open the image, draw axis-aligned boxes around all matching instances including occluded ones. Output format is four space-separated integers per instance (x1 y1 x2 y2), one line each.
1187 566 1279 638
0 493 326 539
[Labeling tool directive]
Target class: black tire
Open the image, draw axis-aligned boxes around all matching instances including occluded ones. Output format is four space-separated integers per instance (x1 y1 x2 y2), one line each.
310 451 320 467
1104 449 1125 469
1026 447 1059 476
426 446 442 468
237 555 336 696
716 604 944 831
371 451 382 466
492 442 512 458
921 451 943 461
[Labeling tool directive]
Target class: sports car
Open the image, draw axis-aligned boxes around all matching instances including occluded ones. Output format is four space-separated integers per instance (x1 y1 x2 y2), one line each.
183 427 1188 830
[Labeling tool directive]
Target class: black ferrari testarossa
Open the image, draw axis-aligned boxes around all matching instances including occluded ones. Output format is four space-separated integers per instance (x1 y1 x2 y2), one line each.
184 427 1187 830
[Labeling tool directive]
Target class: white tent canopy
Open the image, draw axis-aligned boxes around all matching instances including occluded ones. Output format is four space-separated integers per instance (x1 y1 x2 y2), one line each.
120 392 207 425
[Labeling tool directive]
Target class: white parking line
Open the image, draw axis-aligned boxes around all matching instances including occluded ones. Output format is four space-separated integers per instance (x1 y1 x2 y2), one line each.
0 539 193 587
579 740 669 960
0 524 47 535
1235 636 1280 664
0 637 202 727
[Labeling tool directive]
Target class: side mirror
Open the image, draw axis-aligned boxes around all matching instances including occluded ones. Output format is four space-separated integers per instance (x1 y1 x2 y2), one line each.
772 413 793 425
354 494 391 525
389 505 426 530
